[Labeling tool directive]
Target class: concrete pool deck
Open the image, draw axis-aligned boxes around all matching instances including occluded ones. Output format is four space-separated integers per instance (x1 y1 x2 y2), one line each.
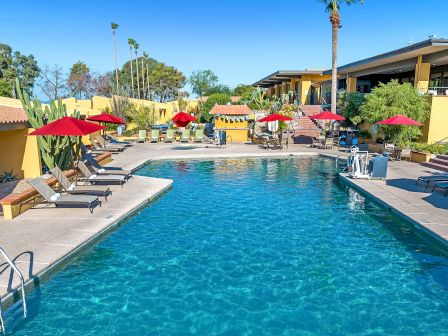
1 142 447 310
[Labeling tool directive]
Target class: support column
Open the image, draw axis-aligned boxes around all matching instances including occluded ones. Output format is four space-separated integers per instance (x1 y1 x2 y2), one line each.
300 77 312 105
415 55 431 93
346 76 357 93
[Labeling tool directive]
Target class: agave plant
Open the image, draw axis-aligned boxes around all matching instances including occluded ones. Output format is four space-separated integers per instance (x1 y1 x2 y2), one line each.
0 170 17 184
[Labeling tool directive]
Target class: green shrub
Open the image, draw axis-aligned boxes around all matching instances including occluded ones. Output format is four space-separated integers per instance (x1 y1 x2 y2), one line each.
410 143 448 154
199 93 231 122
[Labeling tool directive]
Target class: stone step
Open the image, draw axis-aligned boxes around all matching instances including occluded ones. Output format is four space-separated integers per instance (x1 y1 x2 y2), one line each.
437 155 448 160
431 158 448 166
421 161 448 172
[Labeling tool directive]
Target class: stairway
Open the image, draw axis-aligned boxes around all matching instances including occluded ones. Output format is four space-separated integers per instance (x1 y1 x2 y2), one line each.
421 154 448 172
293 105 322 144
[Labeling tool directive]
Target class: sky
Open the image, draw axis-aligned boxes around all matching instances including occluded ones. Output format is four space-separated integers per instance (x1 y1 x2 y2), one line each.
1 0 447 96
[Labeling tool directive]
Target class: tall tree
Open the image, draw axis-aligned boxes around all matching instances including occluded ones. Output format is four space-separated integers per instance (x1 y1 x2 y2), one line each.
320 0 363 114
142 52 147 99
189 70 218 98
134 42 141 99
146 63 150 100
0 43 40 97
38 64 66 100
149 63 186 102
127 38 136 98
111 22 119 94
67 61 91 98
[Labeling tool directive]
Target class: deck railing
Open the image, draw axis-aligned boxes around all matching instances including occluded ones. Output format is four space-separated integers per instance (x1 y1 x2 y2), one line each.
428 87 448 96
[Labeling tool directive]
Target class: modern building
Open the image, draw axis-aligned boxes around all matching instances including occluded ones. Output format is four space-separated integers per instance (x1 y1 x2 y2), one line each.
253 39 448 144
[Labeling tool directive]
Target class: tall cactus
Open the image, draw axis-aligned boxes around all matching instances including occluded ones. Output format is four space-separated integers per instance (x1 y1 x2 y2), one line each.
16 78 80 171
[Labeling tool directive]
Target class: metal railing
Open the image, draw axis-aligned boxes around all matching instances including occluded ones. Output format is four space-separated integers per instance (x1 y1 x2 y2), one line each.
0 248 27 333
428 87 448 96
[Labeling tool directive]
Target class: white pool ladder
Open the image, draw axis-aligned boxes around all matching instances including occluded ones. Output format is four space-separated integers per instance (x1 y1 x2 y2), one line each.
0 247 27 333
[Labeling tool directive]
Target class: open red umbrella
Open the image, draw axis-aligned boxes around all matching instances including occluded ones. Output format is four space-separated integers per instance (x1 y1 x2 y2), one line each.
87 113 125 124
29 116 105 136
310 111 345 121
258 113 292 122
376 114 422 126
173 112 195 127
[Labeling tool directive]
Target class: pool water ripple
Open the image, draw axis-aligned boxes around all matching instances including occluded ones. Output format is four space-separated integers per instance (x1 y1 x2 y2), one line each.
6 157 448 335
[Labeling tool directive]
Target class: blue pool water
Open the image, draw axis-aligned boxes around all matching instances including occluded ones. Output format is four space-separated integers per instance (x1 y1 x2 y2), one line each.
6 157 448 335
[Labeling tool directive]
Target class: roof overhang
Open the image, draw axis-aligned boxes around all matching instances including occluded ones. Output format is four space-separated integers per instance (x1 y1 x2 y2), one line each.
253 70 326 87
0 122 29 132
324 39 448 78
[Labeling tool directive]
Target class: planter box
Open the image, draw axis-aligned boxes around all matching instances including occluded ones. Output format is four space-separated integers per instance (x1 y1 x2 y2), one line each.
410 151 433 163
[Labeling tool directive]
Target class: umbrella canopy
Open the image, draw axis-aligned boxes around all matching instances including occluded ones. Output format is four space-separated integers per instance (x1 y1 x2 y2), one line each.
173 112 195 127
376 114 422 126
87 113 125 124
258 113 293 122
29 116 106 136
310 111 345 121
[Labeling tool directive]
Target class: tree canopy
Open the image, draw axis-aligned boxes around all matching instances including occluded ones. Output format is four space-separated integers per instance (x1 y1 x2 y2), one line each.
360 80 430 144
189 70 218 97
199 93 231 122
0 43 40 97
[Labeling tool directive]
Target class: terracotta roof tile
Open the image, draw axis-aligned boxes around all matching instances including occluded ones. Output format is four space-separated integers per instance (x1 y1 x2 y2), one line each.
0 105 28 124
210 104 252 115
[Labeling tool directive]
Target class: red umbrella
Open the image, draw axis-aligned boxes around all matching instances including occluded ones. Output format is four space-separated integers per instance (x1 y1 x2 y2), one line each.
87 113 125 124
258 113 293 122
376 114 422 126
310 111 345 121
173 112 195 127
29 116 105 136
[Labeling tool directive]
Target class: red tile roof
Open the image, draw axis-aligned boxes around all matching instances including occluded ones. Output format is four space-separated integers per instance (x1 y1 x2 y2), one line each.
0 105 28 124
210 104 252 115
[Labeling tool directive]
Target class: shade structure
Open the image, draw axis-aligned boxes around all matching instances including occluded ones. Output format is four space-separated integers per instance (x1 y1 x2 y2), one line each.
310 111 345 121
29 116 106 136
173 112 195 127
87 113 125 125
376 114 422 126
258 113 293 122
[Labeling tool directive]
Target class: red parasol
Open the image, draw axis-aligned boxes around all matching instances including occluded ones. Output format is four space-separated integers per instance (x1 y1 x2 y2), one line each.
173 112 195 127
310 111 345 121
29 116 105 136
376 114 422 126
258 113 293 122
87 113 125 124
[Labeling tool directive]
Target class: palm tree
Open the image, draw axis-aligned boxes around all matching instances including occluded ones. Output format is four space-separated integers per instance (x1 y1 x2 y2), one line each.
128 38 136 98
321 0 363 114
134 42 141 99
111 22 119 94
142 52 148 99
146 63 151 101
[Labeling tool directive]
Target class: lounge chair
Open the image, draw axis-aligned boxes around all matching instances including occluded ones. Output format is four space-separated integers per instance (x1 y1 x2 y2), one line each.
164 129 175 143
136 130 147 143
92 134 128 150
433 181 448 196
82 152 132 179
106 134 133 146
50 166 112 200
416 175 448 189
193 129 204 143
80 142 106 156
150 129 159 143
26 178 100 213
77 161 127 187
180 129 191 143
90 138 124 153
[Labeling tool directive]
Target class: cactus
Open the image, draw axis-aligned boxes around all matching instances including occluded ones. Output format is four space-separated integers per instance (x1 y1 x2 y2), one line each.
250 87 270 111
16 78 81 171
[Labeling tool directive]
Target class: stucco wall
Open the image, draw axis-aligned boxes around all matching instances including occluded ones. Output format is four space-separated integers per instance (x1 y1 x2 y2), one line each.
424 96 448 144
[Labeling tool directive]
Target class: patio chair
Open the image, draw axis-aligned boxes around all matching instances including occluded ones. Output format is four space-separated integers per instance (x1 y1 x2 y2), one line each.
397 148 412 161
180 129 191 143
311 137 321 148
26 178 100 213
150 129 160 143
77 161 127 187
194 129 204 143
80 142 107 156
416 175 448 189
320 137 334 149
164 129 175 143
432 181 448 196
136 130 147 143
50 166 111 200
82 152 132 179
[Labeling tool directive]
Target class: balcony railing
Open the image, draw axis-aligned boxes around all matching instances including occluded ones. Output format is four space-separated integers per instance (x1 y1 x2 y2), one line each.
428 87 448 96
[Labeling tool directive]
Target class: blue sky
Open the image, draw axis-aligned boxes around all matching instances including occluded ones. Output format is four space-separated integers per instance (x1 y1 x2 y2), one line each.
1 0 447 95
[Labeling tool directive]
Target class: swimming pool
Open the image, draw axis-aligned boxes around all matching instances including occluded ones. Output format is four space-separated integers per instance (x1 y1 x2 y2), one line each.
6 157 448 335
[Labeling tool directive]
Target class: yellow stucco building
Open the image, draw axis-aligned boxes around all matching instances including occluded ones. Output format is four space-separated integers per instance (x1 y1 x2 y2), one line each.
210 104 253 143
